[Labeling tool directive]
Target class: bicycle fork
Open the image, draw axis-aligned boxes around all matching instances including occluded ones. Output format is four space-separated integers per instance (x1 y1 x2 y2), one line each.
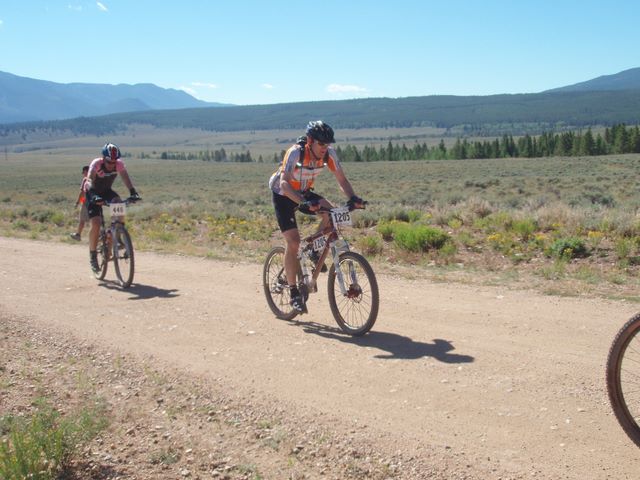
330 239 352 295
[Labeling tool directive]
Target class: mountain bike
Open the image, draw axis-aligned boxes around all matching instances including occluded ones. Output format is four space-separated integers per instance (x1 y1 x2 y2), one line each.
263 202 379 336
92 196 140 288
606 312 640 447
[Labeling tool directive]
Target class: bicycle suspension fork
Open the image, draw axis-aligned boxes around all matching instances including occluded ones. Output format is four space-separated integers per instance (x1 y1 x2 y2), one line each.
329 239 351 295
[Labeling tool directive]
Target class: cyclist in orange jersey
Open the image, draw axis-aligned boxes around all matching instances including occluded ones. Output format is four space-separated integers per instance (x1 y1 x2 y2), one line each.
268 120 364 312
70 165 90 241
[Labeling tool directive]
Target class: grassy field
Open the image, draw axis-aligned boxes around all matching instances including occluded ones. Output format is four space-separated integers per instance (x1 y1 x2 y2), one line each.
2 129 640 300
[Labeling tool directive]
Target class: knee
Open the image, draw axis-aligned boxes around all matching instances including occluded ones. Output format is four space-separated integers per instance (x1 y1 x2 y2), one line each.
284 236 300 252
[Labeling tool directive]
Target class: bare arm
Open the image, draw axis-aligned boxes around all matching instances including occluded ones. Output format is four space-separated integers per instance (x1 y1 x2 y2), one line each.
85 171 96 192
119 169 134 192
279 171 306 204
332 168 356 200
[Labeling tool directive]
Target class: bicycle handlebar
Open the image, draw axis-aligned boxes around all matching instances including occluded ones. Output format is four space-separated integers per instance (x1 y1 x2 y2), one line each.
95 195 141 206
317 200 368 214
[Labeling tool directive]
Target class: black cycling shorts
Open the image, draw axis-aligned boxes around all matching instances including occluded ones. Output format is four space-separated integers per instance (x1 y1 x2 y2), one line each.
272 191 323 232
87 189 120 219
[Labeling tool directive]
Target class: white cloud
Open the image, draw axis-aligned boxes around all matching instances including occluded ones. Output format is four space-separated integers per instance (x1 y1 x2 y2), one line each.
67 4 83 11
0 20 3 28
96 2 108 12
261 83 274 90
326 83 369 94
192 82 218 89
179 86 198 96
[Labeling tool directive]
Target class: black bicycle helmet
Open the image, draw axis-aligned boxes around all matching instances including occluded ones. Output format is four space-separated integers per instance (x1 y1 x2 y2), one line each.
305 120 335 144
101 142 121 161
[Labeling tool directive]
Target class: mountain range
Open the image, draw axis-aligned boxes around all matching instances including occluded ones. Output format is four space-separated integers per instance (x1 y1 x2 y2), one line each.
1 68 640 131
544 67 640 93
0 70 228 124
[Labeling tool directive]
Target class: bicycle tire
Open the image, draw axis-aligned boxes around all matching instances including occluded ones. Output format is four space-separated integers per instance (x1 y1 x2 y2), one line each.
263 246 301 321
327 251 379 336
606 312 640 447
113 225 135 288
93 229 109 280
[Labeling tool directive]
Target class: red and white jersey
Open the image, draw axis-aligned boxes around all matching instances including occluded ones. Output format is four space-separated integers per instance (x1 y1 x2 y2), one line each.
86 157 126 193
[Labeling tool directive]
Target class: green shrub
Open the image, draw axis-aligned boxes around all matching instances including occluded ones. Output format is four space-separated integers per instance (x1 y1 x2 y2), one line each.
406 209 423 223
548 237 588 260
437 241 458 258
31 210 54 223
11 219 30 231
50 212 65 227
392 223 450 252
377 222 395 241
383 208 422 223
615 238 634 262
357 234 383 255
45 194 67 204
511 218 537 241
0 398 107 480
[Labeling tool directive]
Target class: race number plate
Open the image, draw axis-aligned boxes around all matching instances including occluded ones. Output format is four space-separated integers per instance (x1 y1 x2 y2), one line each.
109 203 126 216
312 236 326 252
331 206 352 227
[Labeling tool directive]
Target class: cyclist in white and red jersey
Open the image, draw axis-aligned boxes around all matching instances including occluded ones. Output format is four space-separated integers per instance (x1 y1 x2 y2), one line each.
85 143 140 272
269 120 364 312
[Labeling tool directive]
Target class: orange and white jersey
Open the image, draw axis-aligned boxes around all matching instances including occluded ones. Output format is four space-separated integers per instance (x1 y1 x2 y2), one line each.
269 144 342 194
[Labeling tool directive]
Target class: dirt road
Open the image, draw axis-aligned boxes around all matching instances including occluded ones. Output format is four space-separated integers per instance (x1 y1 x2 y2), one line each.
1 236 638 479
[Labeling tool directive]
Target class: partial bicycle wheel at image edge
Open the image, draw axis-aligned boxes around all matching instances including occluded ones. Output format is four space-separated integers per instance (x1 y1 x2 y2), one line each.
606 312 640 447
327 251 379 336
113 225 135 288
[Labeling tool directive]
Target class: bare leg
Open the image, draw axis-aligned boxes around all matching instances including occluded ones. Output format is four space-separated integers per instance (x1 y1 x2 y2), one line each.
316 198 334 233
89 216 101 251
282 228 300 286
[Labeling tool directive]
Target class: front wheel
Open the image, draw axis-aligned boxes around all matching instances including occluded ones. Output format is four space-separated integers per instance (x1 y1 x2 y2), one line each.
327 252 379 336
113 225 135 288
93 230 109 280
606 313 640 447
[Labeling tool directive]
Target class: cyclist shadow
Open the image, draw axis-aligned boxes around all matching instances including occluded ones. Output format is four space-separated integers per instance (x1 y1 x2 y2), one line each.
99 281 179 300
300 321 474 363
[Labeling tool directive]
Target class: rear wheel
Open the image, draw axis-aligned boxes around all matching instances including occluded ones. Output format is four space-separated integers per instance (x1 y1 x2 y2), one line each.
263 246 303 321
113 225 135 288
327 252 379 336
93 229 109 280
606 313 640 447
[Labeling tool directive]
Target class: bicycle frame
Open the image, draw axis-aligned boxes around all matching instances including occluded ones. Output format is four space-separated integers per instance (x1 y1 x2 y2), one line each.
263 201 379 335
99 202 127 251
299 207 353 295
93 196 138 288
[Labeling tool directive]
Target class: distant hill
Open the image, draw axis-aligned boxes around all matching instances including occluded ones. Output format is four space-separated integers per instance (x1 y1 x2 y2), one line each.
545 67 640 92
0 71 229 123
2 68 640 136
5 89 639 139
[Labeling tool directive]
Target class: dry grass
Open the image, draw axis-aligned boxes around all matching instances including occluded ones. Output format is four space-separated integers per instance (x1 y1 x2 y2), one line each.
2 130 640 300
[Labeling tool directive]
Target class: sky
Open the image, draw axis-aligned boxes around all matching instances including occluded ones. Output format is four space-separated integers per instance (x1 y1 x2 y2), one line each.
1 1 639 106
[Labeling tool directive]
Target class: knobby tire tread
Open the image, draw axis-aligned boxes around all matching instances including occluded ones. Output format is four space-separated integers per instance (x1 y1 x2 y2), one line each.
606 312 640 447
327 251 379 336
113 225 135 288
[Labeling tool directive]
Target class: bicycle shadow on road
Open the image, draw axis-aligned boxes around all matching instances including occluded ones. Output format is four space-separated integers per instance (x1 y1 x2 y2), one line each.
99 281 180 300
300 322 474 363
